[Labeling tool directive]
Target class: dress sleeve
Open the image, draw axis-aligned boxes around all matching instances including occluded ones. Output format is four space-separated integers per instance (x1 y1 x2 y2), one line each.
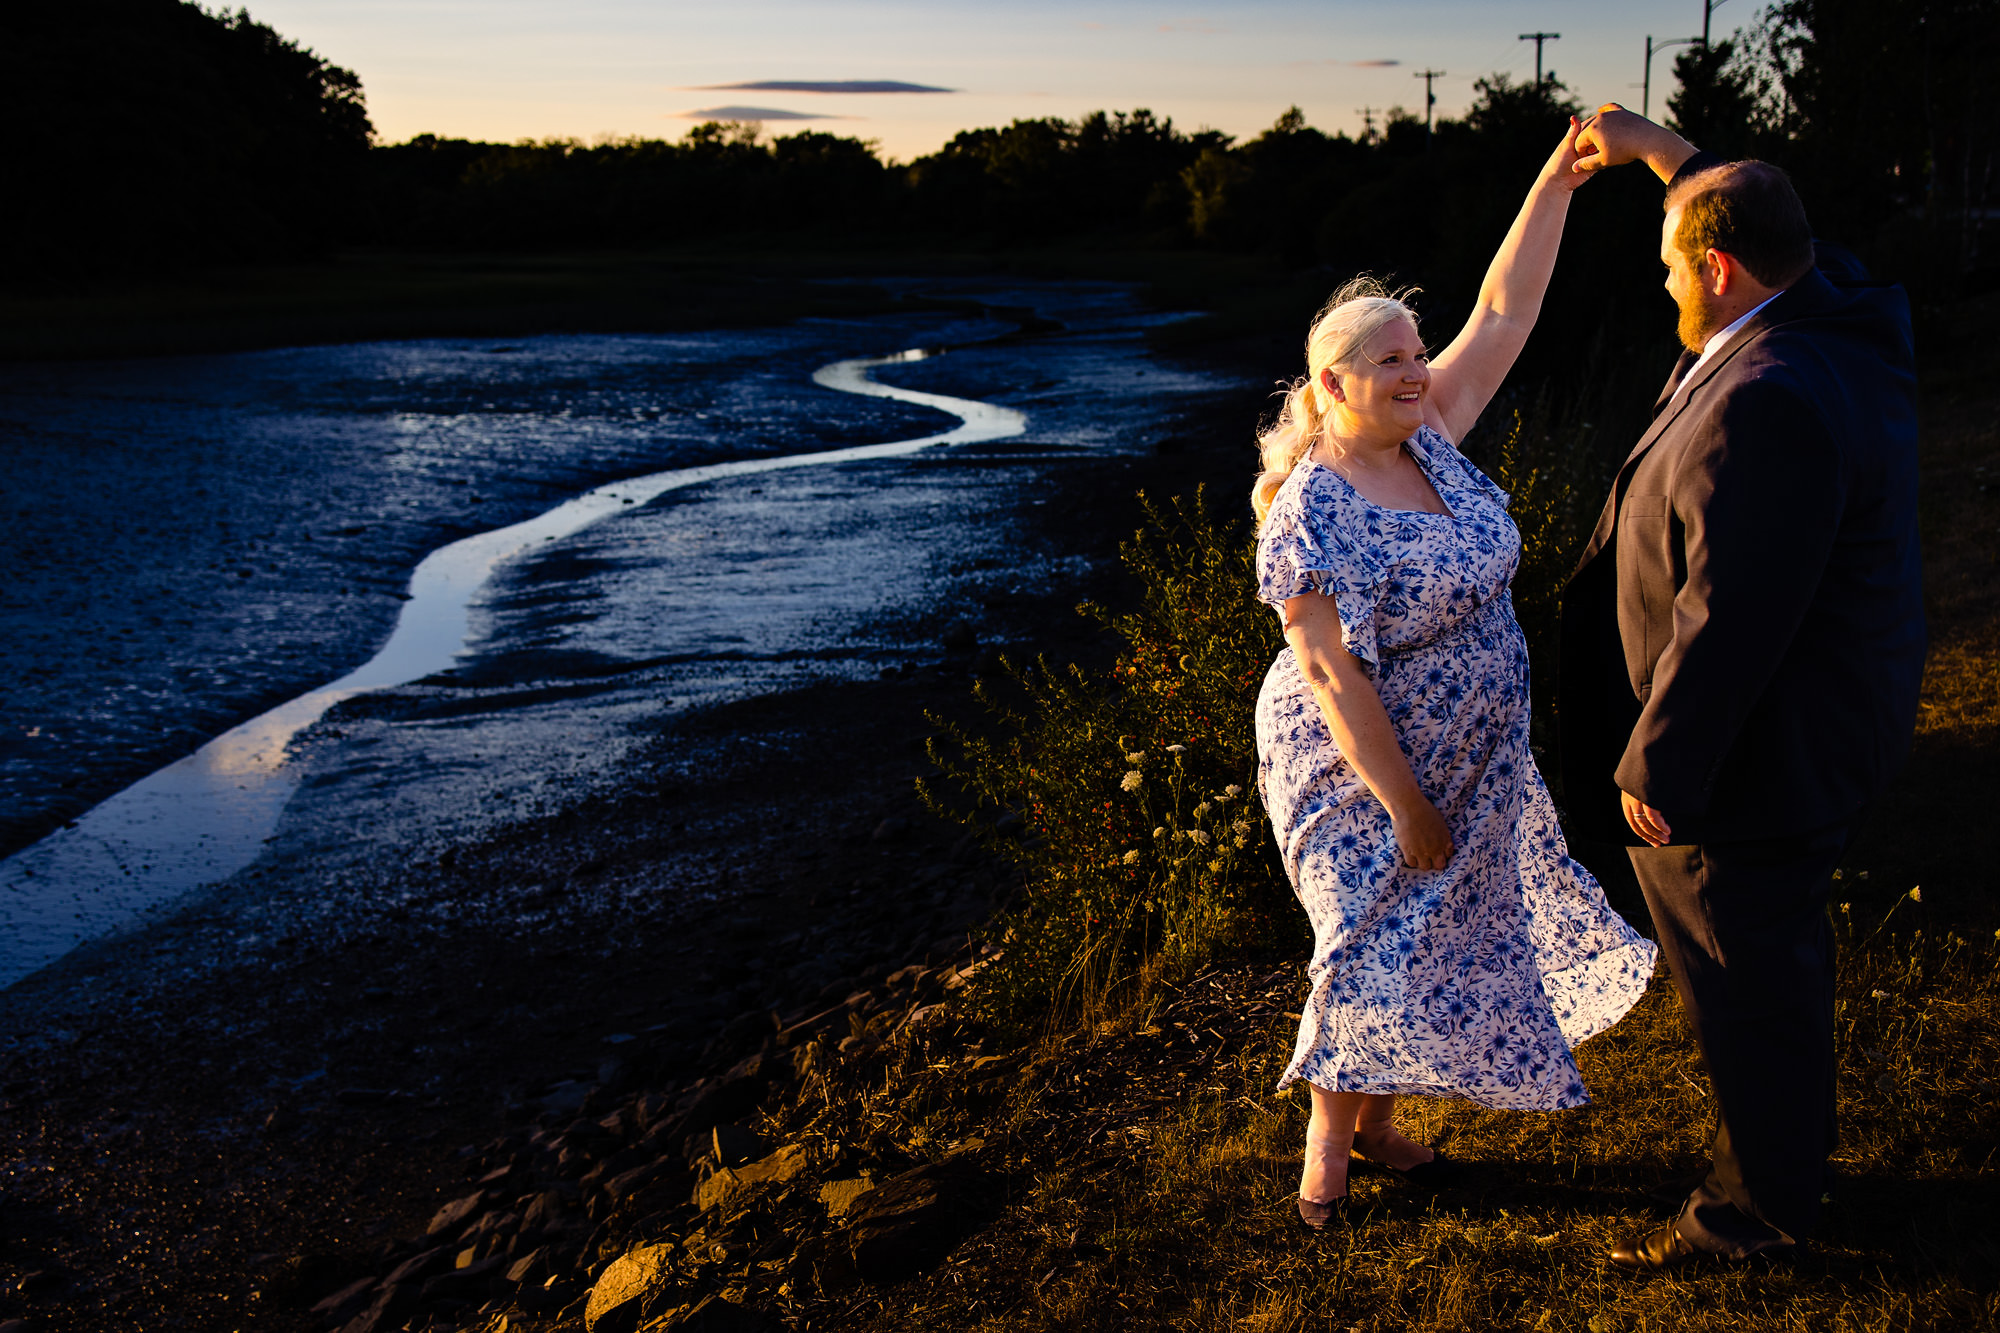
1255 475 1387 672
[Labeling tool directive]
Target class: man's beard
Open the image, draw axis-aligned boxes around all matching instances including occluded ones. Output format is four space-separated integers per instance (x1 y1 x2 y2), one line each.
1677 296 1720 352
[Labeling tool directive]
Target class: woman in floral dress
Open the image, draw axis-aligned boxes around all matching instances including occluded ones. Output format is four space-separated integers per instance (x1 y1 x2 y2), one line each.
1252 118 1657 1225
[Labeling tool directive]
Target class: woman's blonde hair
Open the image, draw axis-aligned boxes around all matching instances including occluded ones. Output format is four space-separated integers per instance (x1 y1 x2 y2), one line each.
1251 276 1421 526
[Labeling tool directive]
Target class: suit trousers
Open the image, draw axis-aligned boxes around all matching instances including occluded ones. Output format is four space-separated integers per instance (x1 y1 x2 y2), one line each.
1627 819 1851 1255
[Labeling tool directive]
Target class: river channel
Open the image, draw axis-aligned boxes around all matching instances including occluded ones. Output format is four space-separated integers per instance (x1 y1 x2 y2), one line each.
0 279 1242 991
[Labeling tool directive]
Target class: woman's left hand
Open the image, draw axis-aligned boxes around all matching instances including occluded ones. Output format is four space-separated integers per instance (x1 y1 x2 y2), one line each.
1544 115 1592 194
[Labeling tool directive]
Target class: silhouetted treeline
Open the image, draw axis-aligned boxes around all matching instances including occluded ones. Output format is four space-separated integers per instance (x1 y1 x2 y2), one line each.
6 0 371 277
9 0 1992 312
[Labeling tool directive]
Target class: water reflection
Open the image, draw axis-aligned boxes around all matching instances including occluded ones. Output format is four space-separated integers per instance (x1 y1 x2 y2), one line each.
0 348 1023 988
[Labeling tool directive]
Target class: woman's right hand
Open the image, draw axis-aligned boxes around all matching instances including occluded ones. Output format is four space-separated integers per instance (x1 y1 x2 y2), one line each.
1390 797 1454 871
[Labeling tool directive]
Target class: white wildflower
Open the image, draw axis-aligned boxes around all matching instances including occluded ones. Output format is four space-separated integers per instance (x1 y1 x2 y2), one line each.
1871 989 1890 999
1193 802 1212 820
1120 771 1143 792
1225 784 1243 798
1187 829 1212 847
1125 750 1146 764
1122 850 1141 865
1234 819 1253 834
1152 826 1167 839
1166 744 1187 754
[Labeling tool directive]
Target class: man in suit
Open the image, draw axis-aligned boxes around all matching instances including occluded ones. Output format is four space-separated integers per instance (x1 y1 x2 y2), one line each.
1558 107 1925 1272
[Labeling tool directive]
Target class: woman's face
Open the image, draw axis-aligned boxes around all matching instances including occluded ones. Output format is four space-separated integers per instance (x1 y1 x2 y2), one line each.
1323 317 1429 439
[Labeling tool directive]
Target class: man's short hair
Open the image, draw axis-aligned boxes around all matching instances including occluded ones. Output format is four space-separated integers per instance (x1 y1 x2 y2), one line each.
1665 160 1816 288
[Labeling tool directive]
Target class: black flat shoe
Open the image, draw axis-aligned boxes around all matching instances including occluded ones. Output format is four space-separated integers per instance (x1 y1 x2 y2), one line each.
1296 1193 1348 1229
1350 1146 1461 1187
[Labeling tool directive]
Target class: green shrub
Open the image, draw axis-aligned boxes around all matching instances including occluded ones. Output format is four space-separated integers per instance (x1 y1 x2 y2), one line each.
921 490 1299 1029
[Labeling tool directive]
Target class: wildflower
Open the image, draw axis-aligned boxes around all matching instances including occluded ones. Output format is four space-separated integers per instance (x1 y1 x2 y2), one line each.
1858 870 1870 879
1122 850 1141 865
1225 784 1243 798
1234 819 1253 833
1193 802 1212 820
1121 771 1143 792
1208 859 1225 873
1125 750 1146 764
1187 829 1212 847
1153 826 1166 839
1909 886 1922 902
1840 903 1851 913
1234 834 1248 849
1871 988 1890 999
1166 744 1187 754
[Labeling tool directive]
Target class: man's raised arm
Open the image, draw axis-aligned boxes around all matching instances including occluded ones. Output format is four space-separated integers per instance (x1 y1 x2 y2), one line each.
1572 105 1701 184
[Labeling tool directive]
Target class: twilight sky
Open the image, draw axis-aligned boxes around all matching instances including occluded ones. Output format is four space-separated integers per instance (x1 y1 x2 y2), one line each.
245 0 1753 159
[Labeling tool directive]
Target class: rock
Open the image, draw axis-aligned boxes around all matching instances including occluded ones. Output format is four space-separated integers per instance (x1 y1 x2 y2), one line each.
692 1144 809 1213
337 1280 417 1333
649 1293 783 1330
521 1189 572 1235
582 1242 678 1333
505 1246 549 1285
678 1070 763 1140
418 1253 508 1302
538 1080 592 1117
845 1163 965 1281
426 1190 489 1237
604 1159 670 1203
382 1246 448 1287
816 1177 875 1220
709 1123 766 1170
871 817 909 842
309 1275 377 1319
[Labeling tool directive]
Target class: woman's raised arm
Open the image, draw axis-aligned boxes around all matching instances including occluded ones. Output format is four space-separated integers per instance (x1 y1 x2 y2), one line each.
1422 118 1592 445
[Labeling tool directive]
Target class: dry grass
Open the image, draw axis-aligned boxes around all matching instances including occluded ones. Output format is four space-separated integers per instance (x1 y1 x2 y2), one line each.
752 898 1998 1333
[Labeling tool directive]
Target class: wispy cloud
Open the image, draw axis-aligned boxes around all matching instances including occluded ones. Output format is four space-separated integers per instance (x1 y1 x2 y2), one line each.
692 80 954 95
1286 58 1404 68
676 105 845 121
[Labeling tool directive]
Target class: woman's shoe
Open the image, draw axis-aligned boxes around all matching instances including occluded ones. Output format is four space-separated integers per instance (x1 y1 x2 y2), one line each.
1297 1192 1348 1229
1350 1146 1460 1187
1298 1129 1352 1229
1351 1124 1461 1187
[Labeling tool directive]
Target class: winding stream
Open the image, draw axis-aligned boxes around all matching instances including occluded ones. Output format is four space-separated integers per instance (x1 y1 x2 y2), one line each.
0 348 1025 989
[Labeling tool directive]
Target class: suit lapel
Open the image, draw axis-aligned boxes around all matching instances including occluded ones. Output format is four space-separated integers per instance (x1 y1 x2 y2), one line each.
1570 273 1837 577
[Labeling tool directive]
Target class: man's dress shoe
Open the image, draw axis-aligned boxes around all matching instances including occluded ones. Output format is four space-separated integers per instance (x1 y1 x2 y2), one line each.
1606 1221 1703 1275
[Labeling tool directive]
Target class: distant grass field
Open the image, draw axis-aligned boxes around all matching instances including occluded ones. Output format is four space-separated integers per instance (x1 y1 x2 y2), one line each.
0 244 1311 362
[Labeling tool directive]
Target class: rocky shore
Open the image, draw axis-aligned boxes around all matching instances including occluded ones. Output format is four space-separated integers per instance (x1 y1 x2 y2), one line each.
0 362 1271 1333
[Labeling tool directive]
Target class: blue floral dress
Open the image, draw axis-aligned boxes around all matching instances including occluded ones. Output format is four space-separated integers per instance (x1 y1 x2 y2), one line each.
1255 426 1656 1109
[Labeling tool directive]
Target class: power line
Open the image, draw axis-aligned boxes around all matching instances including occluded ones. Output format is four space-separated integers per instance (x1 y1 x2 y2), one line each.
1413 68 1445 145
1518 31 1561 85
1355 105 1380 145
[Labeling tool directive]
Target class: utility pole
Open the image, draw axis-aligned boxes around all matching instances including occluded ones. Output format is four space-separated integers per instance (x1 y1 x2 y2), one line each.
1702 0 1731 46
1518 31 1560 85
1645 33 1702 117
1356 105 1379 145
1413 69 1444 146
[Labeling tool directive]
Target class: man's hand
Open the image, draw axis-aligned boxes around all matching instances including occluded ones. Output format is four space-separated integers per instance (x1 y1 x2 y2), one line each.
1621 790 1674 847
1572 104 1701 185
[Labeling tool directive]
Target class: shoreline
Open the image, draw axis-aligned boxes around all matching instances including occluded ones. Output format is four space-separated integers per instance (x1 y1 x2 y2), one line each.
0 329 1271 1331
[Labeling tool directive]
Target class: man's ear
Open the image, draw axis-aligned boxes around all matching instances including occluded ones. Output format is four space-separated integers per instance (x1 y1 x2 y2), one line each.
1703 248 1735 297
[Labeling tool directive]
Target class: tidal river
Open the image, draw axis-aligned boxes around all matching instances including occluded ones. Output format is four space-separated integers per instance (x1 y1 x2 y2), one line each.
0 279 1237 991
